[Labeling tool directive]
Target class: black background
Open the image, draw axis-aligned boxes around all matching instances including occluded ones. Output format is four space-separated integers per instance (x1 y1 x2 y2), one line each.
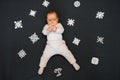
0 0 120 80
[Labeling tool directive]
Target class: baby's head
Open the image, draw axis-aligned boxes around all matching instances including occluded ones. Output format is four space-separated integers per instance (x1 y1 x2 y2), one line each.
46 10 59 26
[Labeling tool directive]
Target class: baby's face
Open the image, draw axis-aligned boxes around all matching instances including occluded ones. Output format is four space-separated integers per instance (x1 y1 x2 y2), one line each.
47 13 59 26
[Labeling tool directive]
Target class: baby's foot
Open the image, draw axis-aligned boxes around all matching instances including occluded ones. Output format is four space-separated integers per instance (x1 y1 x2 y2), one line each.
38 67 44 75
73 63 80 71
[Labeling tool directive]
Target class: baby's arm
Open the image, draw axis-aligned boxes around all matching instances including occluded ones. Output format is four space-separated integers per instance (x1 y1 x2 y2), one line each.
55 23 64 34
42 24 50 35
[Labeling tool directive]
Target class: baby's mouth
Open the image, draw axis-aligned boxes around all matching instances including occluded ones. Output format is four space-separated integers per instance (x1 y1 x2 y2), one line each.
51 24 55 26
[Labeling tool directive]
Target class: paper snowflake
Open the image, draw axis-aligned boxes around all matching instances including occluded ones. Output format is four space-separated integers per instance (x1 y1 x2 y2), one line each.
91 57 99 65
74 1 81 7
54 68 62 77
67 18 75 26
72 37 80 46
17 49 27 59
29 32 40 44
96 36 104 44
96 11 105 19
14 20 23 29
42 0 50 7
29 10 37 17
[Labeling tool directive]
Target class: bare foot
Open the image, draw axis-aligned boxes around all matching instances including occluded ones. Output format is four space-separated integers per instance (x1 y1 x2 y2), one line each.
73 63 80 71
38 67 44 75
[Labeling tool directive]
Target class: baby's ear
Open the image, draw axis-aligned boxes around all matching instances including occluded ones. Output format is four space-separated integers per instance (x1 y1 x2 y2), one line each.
57 18 59 21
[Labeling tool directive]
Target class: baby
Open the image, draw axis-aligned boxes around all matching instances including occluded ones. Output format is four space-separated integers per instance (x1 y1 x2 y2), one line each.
38 10 80 75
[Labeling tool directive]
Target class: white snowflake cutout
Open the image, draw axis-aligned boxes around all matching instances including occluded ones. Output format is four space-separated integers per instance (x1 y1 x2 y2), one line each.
96 11 105 19
42 0 50 7
91 57 99 65
74 1 81 7
29 32 40 44
54 68 62 77
67 18 75 26
72 37 81 46
96 36 104 44
29 10 37 17
14 20 23 29
17 49 27 59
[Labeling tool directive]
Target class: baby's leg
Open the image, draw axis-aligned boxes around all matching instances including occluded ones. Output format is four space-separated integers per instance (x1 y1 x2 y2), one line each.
59 44 80 71
38 45 55 75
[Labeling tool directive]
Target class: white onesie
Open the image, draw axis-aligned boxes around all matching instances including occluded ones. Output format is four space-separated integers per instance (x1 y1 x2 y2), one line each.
39 23 76 68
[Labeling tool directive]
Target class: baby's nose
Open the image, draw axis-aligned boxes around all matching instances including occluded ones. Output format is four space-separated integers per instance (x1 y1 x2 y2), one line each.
51 20 54 23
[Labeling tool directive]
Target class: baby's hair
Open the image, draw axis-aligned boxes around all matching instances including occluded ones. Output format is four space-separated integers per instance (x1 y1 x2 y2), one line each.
46 10 59 19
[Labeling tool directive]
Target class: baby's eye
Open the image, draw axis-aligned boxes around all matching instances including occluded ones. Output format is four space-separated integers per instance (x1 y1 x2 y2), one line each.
49 19 51 21
53 19 56 21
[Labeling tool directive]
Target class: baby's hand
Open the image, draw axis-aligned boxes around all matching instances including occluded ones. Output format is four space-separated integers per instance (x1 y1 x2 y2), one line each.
47 27 52 32
52 26 57 31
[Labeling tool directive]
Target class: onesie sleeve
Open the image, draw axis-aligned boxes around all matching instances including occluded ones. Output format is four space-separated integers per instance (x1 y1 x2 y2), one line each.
42 24 49 35
55 23 64 34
